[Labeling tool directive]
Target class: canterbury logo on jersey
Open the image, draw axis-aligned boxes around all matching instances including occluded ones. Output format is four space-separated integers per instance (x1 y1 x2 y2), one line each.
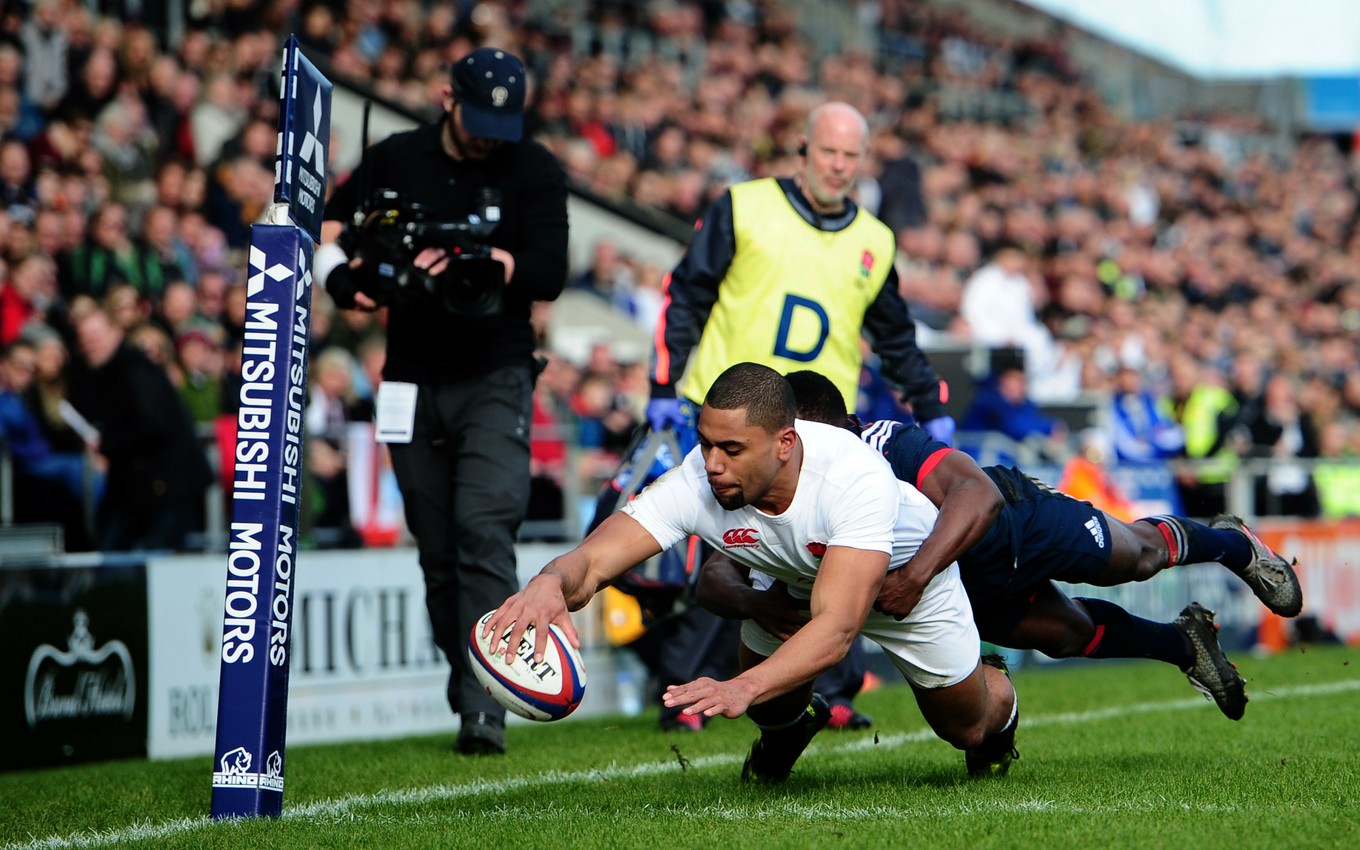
1085 517 1106 548
722 528 760 548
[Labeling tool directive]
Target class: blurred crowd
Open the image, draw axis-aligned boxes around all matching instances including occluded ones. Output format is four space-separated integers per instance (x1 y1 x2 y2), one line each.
2 0 1360 554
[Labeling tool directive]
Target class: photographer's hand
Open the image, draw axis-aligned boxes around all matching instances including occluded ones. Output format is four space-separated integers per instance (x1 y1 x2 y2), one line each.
490 247 514 284
414 246 451 277
347 258 378 312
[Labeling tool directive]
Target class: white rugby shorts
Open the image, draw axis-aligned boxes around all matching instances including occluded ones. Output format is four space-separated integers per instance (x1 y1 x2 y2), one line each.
740 563 980 689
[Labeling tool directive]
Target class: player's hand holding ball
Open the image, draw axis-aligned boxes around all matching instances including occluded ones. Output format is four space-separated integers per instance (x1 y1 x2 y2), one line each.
468 611 587 721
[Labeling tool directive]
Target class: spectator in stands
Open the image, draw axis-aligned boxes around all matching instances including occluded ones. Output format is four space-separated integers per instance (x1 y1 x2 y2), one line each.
138 204 195 288
189 72 247 170
1313 421 1360 518
103 283 145 332
961 362 1066 449
4 255 60 343
1 336 94 549
571 370 638 493
57 45 118 123
1241 373 1321 517
19 0 71 114
0 85 46 143
67 306 212 551
63 202 148 301
21 323 86 454
568 237 632 301
304 346 362 548
91 94 158 208
195 267 229 324
1109 363 1185 464
1170 353 1239 518
0 137 37 225
174 318 225 426
959 244 1054 374
155 280 197 335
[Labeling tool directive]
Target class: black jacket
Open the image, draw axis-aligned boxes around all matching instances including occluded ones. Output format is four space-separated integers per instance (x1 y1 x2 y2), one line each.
324 120 569 382
68 343 213 521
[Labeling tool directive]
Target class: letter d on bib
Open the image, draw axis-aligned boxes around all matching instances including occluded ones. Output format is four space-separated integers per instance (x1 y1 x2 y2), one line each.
774 294 830 362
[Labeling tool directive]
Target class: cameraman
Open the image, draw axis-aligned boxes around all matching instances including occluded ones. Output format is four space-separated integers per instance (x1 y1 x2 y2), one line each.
318 47 569 756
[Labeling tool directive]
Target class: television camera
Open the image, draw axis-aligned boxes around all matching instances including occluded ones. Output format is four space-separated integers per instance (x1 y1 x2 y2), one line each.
331 186 506 316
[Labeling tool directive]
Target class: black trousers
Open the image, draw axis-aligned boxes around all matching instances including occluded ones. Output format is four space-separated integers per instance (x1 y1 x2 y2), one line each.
388 364 533 722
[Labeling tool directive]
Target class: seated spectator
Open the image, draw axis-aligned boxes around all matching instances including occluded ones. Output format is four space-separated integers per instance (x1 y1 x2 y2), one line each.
139 204 196 288
0 137 38 225
174 318 226 425
570 371 639 493
0 337 94 549
304 346 362 547
21 323 88 454
962 362 1066 447
64 202 164 301
569 238 633 301
155 279 198 335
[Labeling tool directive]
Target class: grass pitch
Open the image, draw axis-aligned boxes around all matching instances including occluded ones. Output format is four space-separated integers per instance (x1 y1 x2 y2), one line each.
3 644 1357 850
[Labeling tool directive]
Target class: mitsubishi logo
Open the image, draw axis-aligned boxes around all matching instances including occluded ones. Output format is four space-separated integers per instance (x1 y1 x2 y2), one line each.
297 87 326 174
248 244 294 297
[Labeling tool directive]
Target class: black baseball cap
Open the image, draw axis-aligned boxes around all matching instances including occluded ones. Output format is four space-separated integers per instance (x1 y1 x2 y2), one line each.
450 47 527 142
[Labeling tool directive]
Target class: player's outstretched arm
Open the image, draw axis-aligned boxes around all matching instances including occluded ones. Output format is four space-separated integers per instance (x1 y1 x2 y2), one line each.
485 512 661 664
878 451 1003 618
667 546 884 718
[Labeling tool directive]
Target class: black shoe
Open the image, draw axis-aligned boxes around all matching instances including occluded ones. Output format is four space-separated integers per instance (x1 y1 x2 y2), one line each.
741 694 831 784
1210 514 1303 617
965 654 1020 778
456 712 506 756
1175 602 1249 720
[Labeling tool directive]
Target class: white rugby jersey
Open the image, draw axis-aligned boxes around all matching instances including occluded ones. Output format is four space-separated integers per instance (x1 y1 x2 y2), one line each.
621 419 944 599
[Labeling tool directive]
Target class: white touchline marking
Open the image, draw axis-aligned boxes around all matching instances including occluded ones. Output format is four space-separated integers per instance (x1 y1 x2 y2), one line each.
6 678 1358 850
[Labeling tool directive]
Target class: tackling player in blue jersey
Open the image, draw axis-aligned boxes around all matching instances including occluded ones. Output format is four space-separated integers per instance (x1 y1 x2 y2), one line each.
698 370 1303 722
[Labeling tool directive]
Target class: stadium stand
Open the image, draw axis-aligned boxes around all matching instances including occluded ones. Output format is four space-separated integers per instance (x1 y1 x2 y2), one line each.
0 0 1358 556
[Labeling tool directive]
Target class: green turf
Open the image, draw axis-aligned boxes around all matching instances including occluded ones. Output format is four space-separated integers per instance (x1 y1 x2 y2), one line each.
3 645 1358 849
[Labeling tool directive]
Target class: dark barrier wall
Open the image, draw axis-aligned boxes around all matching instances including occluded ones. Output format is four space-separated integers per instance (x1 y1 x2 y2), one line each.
0 560 148 770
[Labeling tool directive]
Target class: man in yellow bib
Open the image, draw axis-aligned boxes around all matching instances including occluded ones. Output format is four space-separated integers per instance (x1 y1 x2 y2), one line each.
647 101 950 440
629 102 951 732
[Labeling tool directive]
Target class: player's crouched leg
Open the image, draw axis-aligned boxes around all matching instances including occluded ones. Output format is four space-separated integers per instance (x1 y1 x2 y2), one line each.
736 629 831 783
742 692 831 784
964 655 1020 776
909 655 1020 777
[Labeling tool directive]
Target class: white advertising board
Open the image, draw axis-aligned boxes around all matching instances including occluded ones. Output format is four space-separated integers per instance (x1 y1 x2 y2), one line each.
147 543 573 760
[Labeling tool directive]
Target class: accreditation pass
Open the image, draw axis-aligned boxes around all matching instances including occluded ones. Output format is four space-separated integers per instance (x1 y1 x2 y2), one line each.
375 381 418 443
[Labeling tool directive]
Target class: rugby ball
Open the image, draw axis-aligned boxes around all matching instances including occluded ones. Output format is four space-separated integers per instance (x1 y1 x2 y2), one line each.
468 611 587 721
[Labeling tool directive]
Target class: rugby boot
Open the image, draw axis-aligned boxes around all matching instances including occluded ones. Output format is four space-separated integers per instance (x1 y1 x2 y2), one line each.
826 702 873 731
1210 514 1303 617
741 693 831 783
1174 602 1249 720
965 654 1020 778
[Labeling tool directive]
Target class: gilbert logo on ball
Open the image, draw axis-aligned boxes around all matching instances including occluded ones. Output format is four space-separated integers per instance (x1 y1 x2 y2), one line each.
468 611 587 721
